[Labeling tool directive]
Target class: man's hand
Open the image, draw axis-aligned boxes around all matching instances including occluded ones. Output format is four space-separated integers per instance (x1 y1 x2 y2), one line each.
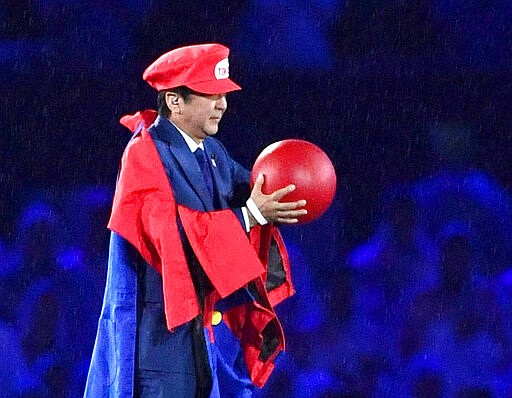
249 174 307 225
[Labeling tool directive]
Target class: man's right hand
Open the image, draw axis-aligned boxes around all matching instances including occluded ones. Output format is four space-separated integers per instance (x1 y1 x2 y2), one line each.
248 174 307 226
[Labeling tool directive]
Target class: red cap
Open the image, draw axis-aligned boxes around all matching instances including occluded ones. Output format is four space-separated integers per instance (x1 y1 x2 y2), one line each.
142 43 241 94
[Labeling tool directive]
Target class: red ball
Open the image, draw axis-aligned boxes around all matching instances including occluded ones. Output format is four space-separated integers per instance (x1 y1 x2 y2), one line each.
251 139 337 224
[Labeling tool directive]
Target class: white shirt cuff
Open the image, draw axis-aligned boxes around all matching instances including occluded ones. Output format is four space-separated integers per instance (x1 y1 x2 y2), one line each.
241 207 251 232
245 197 268 226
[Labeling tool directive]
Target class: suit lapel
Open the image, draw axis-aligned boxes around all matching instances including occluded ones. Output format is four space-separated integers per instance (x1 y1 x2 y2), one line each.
151 117 214 210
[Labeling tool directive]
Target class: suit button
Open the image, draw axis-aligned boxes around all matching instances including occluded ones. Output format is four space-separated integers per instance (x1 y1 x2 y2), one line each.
212 310 222 326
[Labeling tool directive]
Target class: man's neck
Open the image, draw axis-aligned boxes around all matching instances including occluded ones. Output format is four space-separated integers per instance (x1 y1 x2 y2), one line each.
168 118 204 152
168 117 203 145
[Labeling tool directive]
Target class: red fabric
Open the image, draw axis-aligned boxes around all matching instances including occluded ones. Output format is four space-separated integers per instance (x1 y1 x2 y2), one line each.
223 277 285 387
108 126 200 330
119 109 158 132
177 206 268 343
178 206 265 298
267 227 295 306
250 225 295 306
222 225 294 387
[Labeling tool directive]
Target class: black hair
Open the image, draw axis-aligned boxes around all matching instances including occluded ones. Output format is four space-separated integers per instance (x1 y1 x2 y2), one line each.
157 86 193 118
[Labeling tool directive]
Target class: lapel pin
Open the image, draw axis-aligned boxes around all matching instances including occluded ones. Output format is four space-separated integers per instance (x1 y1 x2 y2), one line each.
211 157 217 168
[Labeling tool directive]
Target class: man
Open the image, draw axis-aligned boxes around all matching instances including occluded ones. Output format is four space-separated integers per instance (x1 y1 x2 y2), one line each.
85 43 306 397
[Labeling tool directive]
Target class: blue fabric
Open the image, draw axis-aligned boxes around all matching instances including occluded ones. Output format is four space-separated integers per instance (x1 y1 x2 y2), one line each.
134 369 196 398
205 325 255 398
84 232 138 398
85 117 254 397
135 261 196 376
211 323 255 398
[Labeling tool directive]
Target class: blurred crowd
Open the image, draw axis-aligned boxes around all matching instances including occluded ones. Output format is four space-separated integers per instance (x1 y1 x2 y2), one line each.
257 123 512 397
0 185 112 396
265 170 512 397
3 0 512 397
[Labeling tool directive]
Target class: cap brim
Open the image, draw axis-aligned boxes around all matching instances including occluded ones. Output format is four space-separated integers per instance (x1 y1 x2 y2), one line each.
186 78 242 95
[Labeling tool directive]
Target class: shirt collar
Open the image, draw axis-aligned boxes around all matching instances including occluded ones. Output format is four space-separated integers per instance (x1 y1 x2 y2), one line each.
171 121 204 152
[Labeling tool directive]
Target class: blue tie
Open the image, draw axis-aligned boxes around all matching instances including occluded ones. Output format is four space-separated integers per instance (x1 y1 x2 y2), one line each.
194 148 214 202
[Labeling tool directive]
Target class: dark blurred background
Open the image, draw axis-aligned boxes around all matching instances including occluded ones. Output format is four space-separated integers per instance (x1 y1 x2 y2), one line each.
1 1 512 397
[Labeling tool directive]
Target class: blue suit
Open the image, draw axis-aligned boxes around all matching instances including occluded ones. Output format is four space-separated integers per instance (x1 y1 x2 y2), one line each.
85 116 255 397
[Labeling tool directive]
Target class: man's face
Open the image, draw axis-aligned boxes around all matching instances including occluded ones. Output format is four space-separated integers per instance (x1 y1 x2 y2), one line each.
175 92 227 142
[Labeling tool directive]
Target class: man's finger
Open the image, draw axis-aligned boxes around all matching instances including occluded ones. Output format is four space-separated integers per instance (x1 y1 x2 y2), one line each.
275 217 300 224
276 200 307 211
277 209 308 218
252 173 265 193
271 184 296 200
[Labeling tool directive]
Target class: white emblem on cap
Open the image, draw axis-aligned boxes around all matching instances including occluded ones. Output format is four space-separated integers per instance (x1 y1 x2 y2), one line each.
215 58 229 80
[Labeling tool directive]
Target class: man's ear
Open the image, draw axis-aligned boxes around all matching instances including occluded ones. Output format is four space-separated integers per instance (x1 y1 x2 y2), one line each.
165 92 181 114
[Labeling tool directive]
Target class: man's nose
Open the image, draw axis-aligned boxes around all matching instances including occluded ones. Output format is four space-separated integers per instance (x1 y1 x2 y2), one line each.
216 95 227 111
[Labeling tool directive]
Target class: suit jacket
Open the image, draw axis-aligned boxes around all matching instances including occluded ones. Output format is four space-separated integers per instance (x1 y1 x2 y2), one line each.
84 113 294 397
